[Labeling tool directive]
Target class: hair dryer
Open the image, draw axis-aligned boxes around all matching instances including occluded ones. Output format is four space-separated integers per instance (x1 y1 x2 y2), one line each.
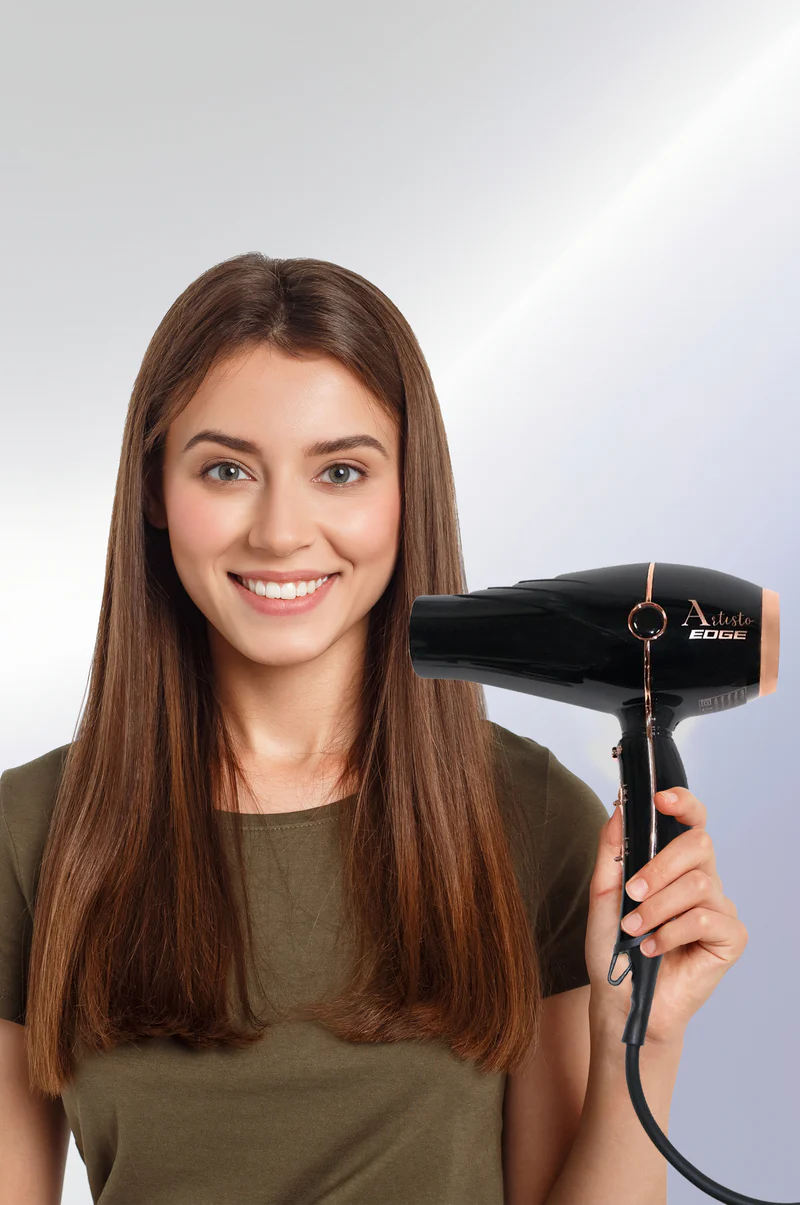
408 561 788 1205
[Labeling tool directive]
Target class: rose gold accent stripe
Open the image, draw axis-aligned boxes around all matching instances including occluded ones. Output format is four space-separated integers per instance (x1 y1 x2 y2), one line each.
644 563 657 859
759 587 780 696
619 562 660 943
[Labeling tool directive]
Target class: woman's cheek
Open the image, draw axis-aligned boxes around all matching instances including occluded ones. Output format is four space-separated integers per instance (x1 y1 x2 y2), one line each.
343 491 402 558
169 488 242 554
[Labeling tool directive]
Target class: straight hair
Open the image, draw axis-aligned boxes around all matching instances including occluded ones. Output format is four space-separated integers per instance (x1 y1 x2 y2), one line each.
23 253 543 1099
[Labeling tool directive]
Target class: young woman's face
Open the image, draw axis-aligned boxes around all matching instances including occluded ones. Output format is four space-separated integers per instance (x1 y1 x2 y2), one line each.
145 344 403 669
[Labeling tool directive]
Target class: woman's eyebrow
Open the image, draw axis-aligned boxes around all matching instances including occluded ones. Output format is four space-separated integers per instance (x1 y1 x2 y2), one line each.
181 429 390 460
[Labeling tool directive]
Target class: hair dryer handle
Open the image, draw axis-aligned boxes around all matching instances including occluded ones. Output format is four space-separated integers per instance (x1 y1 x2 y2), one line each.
608 726 692 1045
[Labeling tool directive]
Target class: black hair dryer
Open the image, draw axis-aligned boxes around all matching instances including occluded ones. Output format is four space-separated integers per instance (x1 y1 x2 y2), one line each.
408 562 789 1205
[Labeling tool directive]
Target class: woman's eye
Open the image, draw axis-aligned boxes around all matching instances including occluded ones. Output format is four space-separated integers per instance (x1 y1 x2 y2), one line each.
202 461 366 487
319 463 365 487
204 462 251 484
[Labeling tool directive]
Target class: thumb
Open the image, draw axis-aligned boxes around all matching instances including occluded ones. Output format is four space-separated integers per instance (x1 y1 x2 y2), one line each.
592 796 625 898
585 796 626 979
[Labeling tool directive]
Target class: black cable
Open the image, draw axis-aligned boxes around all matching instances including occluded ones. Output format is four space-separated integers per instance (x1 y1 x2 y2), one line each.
624 1043 798 1204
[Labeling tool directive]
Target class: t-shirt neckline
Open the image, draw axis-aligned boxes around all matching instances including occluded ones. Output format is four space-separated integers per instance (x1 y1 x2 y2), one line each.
214 791 357 828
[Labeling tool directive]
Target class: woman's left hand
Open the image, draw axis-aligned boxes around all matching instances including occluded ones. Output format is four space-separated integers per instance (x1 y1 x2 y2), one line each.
585 786 749 1046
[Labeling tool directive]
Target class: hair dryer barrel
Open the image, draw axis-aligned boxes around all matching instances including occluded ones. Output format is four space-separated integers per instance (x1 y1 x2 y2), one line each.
408 563 780 726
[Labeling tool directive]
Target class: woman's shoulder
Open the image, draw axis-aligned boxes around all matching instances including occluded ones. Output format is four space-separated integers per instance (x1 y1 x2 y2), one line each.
486 719 550 819
1 743 72 898
486 720 610 995
487 718 550 768
486 718 609 841
2 742 72 809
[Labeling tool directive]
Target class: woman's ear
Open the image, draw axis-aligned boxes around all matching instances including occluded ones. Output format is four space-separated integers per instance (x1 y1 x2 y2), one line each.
142 463 167 529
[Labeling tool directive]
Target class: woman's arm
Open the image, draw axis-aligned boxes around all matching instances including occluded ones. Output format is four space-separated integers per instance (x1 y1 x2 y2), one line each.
0 1018 70 1205
544 1004 684 1205
502 984 593 1205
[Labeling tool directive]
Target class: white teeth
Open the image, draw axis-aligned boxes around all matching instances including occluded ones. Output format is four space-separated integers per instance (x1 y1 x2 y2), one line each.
238 574 330 599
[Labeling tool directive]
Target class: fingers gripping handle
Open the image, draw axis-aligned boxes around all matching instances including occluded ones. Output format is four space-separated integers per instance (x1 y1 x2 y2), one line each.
607 726 692 1045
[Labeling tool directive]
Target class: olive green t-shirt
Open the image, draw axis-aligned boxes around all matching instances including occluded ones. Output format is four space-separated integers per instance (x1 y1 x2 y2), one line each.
0 720 609 1205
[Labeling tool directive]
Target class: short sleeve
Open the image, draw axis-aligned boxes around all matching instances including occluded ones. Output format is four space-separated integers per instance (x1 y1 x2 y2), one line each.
0 745 69 1027
0 771 32 1024
534 747 610 997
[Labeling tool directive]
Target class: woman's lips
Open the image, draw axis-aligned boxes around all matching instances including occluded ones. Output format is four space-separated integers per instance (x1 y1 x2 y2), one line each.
228 571 339 616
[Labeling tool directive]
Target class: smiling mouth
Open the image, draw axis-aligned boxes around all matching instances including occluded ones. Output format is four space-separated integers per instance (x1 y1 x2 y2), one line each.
228 572 338 598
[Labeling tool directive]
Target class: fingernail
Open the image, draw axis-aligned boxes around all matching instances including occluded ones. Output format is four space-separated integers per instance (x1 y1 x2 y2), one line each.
658 791 677 803
626 877 648 900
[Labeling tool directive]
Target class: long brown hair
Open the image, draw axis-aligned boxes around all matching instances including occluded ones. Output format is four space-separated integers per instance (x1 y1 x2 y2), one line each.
24 253 542 1099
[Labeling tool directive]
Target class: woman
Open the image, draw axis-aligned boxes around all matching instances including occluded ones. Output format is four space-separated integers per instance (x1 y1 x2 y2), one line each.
0 252 747 1205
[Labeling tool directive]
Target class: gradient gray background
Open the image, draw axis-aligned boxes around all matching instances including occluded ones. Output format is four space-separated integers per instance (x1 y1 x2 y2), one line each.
2 3 798 1201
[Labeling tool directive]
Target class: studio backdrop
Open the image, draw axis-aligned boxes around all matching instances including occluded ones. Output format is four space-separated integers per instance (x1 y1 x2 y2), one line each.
2 3 798 1201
